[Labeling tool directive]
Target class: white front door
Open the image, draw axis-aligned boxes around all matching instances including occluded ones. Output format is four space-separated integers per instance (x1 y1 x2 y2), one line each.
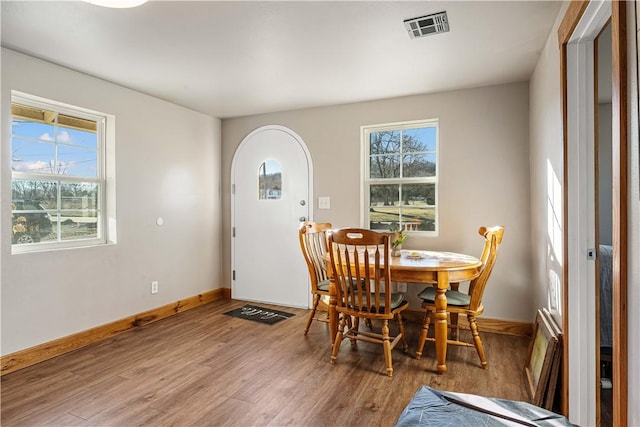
231 125 312 308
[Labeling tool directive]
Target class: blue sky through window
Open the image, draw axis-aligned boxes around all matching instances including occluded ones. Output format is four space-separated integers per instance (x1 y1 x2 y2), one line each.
11 118 97 177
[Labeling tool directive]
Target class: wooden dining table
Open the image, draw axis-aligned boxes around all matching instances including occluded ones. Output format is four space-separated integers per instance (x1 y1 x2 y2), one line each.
324 249 482 374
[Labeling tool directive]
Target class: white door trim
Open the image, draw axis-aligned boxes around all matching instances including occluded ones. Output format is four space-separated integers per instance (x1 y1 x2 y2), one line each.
565 1 611 424
230 125 314 307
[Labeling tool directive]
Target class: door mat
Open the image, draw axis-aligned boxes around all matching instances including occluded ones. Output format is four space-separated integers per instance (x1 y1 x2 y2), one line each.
223 304 295 325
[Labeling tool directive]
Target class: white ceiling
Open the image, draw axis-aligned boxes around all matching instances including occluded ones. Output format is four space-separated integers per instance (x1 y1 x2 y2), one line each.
1 1 562 119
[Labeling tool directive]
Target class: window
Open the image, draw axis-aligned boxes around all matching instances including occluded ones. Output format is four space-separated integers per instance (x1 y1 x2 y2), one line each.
258 159 282 200
10 93 110 252
362 119 438 235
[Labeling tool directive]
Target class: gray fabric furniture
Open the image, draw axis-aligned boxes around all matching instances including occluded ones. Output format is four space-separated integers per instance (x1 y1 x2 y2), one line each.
395 386 572 426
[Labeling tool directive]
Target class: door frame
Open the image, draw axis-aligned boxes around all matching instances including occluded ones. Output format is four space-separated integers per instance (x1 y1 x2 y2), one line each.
559 1 628 425
230 124 314 307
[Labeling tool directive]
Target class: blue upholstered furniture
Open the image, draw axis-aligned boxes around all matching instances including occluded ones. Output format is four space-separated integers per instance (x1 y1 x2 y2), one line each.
396 386 572 426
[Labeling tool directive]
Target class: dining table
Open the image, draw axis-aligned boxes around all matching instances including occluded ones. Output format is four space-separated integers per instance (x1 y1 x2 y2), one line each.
324 249 482 374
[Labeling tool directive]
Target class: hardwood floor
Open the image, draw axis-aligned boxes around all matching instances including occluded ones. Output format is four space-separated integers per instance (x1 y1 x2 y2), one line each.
1 299 532 426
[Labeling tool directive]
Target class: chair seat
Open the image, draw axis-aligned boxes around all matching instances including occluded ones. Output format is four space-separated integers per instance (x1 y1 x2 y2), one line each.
418 286 470 307
317 279 330 292
350 293 407 311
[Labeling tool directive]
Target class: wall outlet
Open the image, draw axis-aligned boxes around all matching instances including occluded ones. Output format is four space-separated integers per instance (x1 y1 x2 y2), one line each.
318 196 331 209
151 281 159 294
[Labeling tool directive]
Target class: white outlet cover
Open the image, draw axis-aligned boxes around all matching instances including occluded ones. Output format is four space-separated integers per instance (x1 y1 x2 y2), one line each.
318 196 330 209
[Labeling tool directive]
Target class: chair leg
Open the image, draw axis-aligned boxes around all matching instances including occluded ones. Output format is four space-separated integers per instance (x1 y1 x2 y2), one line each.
449 283 460 339
396 313 409 352
350 317 359 348
450 312 459 340
331 315 347 365
381 319 393 377
304 294 321 335
469 315 487 369
415 310 432 360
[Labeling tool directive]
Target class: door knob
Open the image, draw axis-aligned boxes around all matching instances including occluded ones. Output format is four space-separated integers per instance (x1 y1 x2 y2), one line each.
299 200 306 206
299 216 306 221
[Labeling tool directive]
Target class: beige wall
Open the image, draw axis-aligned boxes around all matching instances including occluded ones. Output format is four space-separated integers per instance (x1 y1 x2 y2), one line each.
528 8 565 324
222 82 533 322
1 49 223 355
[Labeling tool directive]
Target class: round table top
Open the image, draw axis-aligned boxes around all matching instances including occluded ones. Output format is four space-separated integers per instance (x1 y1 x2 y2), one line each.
389 250 482 272
323 249 482 272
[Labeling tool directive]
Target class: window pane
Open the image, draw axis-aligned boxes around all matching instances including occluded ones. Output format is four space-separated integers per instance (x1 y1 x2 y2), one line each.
258 159 281 200
369 206 400 230
11 138 55 173
60 183 99 210
370 155 400 178
402 127 437 152
400 207 436 232
57 146 98 177
11 180 57 245
370 131 400 155
11 180 101 244
60 183 99 241
370 184 399 206
60 127 98 149
12 179 58 208
61 214 98 241
12 117 56 143
402 153 437 177
402 183 436 206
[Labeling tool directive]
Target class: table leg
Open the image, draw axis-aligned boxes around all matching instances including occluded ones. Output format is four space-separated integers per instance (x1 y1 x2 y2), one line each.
435 271 449 374
329 276 338 343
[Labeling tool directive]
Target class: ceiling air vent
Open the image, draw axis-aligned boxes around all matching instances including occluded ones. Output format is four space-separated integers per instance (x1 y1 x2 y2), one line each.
404 11 449 39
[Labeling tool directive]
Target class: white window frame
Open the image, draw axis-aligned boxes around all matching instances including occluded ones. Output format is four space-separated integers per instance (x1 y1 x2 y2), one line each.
10 91 115 253
361 118 439 236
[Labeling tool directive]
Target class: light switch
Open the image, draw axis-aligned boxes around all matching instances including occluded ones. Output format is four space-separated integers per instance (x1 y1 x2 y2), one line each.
318 196 331 209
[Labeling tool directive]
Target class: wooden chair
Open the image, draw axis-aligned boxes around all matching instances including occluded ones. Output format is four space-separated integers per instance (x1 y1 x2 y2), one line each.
415 225 505 369
299 221 333 335
328 228 409 377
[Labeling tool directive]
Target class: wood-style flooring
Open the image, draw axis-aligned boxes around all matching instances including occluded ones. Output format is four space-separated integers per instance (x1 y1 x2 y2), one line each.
1 299 532 426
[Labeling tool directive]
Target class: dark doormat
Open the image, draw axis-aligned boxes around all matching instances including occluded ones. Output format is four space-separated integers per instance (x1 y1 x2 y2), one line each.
223 304 295 325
